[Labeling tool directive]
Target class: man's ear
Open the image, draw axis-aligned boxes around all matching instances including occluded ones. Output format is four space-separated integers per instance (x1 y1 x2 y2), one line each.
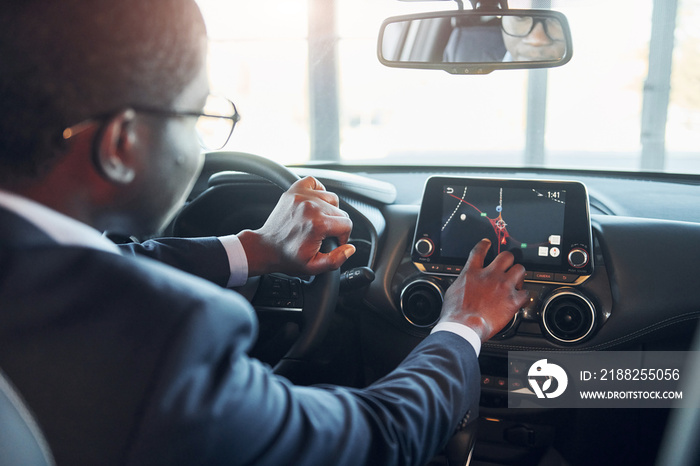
93 109 137 184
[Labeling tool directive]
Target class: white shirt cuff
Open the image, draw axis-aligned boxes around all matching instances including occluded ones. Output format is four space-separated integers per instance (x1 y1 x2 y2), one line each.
431 322 481 356
218 235 249 288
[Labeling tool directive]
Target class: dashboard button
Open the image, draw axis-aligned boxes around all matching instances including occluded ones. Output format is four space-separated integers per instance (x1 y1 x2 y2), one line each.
555 273 579 283
426 264 443 272
510 379 525 390
444 265 461 274
533 272 555 281
509 361 525 375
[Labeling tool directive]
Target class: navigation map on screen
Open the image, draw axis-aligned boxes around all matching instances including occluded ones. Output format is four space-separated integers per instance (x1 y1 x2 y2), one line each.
440 184 567 266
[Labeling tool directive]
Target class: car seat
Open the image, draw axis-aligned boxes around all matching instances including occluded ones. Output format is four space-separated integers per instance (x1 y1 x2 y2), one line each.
0 369 54 466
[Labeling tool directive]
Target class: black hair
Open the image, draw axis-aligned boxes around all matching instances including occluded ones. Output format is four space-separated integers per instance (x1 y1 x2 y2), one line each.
0 0 206 181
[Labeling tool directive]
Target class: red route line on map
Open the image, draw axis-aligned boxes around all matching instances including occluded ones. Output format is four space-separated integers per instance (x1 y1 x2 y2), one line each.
447 192 538 254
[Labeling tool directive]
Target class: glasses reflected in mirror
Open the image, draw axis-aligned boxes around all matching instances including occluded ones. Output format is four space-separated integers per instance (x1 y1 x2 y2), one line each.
500 16 566 62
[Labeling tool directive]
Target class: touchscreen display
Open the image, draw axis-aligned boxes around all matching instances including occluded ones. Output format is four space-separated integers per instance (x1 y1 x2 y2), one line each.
440 184 566 266
412 177 594 283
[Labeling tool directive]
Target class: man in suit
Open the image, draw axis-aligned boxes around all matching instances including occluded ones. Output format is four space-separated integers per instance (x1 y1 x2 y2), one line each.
0 1 528 464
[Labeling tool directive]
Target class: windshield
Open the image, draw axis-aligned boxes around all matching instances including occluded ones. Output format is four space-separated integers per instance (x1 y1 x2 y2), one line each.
196 0 699 175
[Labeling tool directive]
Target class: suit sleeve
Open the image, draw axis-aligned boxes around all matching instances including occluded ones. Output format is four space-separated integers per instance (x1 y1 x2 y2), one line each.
119 238 231 287
124 289 480 466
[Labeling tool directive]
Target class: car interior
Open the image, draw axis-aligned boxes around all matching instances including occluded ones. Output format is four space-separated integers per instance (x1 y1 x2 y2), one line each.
2 0 698 465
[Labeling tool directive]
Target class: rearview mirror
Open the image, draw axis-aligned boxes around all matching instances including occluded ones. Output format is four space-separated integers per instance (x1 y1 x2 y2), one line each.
378 10 572 74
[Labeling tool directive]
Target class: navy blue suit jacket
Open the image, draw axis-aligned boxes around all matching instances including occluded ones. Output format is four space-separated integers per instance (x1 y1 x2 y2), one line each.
0 206 480 465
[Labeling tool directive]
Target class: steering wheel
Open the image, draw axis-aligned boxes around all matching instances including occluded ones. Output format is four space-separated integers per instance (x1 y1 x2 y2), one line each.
175 151 340 384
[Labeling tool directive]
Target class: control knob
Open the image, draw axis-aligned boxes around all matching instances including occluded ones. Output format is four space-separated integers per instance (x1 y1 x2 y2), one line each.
567 248 589 268
415 238 434 257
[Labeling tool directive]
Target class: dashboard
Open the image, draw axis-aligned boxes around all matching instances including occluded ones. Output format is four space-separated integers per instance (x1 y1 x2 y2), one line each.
173 161 700 465
176 164 700 355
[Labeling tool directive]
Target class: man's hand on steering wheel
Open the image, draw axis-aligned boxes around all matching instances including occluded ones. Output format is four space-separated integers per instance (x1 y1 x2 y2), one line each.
237 176 355 277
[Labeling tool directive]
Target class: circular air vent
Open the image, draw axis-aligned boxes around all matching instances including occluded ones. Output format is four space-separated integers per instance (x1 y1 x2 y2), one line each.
493 313 521 339
400 280 443 328
541 288 597 343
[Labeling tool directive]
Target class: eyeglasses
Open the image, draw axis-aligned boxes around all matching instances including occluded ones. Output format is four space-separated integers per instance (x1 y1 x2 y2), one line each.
62 94 240 151
501 16 565 42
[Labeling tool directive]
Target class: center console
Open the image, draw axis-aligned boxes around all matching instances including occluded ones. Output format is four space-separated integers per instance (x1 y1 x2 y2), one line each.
400 176 602 345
